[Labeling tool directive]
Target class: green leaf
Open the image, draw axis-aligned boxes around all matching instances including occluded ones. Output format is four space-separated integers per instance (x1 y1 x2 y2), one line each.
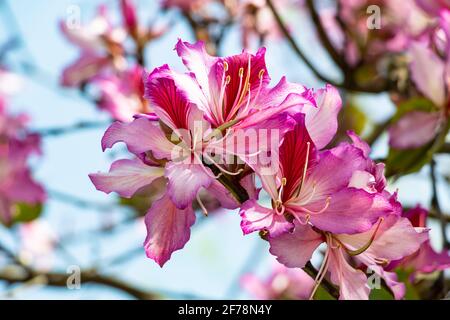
313 285 335 300
396 269 420 300
386 128 449 177
11 203 43 225
369 287 394 300
391 98 439 124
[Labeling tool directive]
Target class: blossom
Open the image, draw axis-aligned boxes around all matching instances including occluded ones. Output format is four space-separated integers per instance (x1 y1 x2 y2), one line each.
269 214 428 299
0 104 46 224
387 206 450 276
241 262 315 299
389 11 450 149
240 113 412 299
60 5 127 87
90 39 310 266
239 93 398 238
91 65 151 121
19 221 57 271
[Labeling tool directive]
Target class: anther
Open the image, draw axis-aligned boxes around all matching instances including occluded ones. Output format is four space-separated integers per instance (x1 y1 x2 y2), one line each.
238 67 244 77
258 69 265 79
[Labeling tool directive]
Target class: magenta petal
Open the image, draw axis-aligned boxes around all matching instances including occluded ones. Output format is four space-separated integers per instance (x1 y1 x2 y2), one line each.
402 241 450 274
165 162 213 209
101 117 174 158
302 84 342 149
174 39 215 100
368 265 406 300
328 246 370 300
409 42 446 107
389 111 441 149
339 215 429 263
206 179 239 210
89 159 164 198
5 169 46 203
240 200 292 237
304 188 387 234
143 193 196 267
347 130 371 158
269 222 322 268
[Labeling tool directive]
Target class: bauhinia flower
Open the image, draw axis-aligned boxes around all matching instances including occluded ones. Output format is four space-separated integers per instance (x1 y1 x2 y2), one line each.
90 39 312 266
0 104 46 224
60 5 127 87
241 262 315 300
91 65 151 121
387 205 450 277
240 108 416 299
389 10 450 149
269 214 428 299
239 91 396 238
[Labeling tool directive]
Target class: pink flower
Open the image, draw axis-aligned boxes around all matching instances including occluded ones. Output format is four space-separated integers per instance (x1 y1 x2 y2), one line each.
388 206 450 276
171 39 313 128
0 104 46 224
60 5 127 87
161 0 209 11
19 221 57 271
91 65 150 121
241 262 315 299
91 39 307 266
240 101 398 238
389 11 450 149
269 214 428 299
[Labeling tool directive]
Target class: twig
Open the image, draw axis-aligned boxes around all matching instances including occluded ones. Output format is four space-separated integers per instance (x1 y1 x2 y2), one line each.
430 160 449 249
303 261 339 299
0 267 158 300
48 189 115 212
33 121 110 137
305 0 347 71
266 0 341 86
365 118 391 146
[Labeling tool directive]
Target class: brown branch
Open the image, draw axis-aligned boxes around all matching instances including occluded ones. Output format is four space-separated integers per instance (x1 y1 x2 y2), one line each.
305 0 347 71
365 118 392 146
266 0 341 87
0 267 158 300
430 160 449 249
303 261 340 299
33 121 111 137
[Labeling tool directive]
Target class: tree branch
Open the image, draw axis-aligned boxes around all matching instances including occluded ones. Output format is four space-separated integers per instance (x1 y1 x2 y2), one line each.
0 267 158 300
33 121 111 137
305 0 347 71
430 160 449 249
266 0 341 86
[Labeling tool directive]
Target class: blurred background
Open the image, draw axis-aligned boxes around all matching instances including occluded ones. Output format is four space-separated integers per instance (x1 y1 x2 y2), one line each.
0 0 448 299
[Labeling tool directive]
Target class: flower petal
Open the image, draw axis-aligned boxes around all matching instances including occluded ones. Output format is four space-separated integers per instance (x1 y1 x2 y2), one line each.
339 215 429 263
301 84 342 149
89 159 164 198
279 113 317 201
328 246 370 300
240 200 292 237
389 111 441 149
410 43 446 107
101 117 174 158
143 193 196 267
165 162 213 209
269 222 322 268
175 39 216 102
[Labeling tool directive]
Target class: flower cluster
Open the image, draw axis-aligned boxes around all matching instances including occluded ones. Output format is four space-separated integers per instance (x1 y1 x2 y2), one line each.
89 39 439 299
60 0 166 121
0 70 46 224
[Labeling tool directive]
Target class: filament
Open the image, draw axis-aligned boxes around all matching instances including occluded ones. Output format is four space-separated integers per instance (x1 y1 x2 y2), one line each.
196 193 209 216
